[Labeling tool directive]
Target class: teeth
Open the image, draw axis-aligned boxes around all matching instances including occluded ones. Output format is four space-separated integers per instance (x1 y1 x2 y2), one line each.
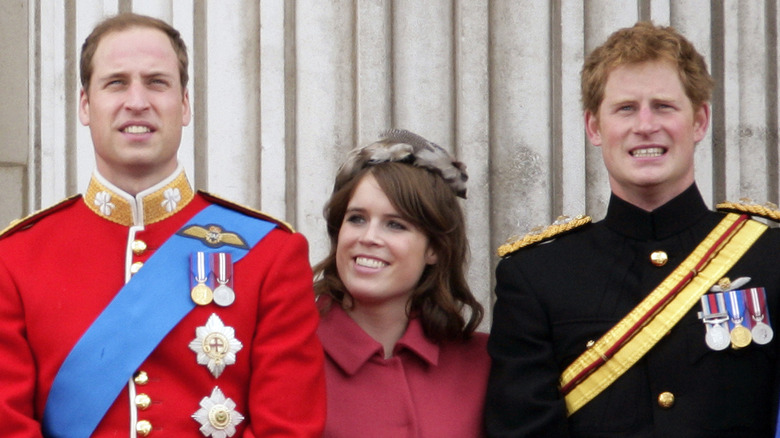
631 147 664 158
356 257 387 269
124 125 150 134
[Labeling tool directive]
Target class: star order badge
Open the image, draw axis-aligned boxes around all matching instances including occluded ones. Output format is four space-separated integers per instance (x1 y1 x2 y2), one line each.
192 386 244 438
189 314 243 378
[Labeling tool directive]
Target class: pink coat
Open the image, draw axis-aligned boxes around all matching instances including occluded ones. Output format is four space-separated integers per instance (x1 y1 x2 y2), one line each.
319 305 490 437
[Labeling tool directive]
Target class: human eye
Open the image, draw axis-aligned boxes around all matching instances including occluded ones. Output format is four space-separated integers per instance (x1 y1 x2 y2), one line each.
345 213 366 225
104 78 126 89
148 77 171 89
387 219 409 231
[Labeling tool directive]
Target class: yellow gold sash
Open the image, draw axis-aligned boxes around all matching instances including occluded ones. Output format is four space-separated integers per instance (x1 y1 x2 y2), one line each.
560 213 766 416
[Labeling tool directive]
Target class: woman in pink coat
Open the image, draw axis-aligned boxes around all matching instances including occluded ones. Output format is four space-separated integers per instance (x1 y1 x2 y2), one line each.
314 129 490 438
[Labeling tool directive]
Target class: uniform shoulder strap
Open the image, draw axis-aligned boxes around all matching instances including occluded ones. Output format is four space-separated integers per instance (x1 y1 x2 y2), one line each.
497 215 591 257
198 190 295 232
0 195 81 239
716 199 780 222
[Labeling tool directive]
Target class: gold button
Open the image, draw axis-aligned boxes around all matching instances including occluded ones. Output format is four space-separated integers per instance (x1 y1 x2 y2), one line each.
135 393 151 410
650 251 668 267
136 420 152 436
131 240 148 255
657 391 675 409
130 261 144 274
134 370 149 385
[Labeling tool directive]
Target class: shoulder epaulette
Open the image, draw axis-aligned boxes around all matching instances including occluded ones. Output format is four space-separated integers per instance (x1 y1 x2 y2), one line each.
497 214 591 257
716 199 780 223
198 190 295 233
0 195 82 239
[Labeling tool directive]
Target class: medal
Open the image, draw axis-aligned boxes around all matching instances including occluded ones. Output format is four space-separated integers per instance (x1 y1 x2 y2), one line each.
727 290 752 349
191 252 214 305
730 325 752 349
192 387 245 437
705 324 731 351
747 287 774 345
212 252 236 307
751 321 773 345
700 294 730 351
189 313 244 378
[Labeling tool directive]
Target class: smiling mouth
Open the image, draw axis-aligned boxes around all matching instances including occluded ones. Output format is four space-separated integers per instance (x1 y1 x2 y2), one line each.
355 257 387 269
123 125 151 134
631 147 665 158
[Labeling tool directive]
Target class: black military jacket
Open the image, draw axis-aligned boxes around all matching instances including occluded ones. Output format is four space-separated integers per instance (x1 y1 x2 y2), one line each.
485 184 780 437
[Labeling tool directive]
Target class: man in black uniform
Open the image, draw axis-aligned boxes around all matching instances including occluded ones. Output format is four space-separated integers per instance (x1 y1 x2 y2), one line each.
485 22 780 437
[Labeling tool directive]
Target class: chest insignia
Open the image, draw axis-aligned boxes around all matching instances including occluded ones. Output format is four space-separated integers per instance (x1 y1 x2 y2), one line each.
212 252 236 307
709 276 751 292
192 386 245 437
699 285 773 351
189 314 244 378
189 252 237 307
178 224 250 249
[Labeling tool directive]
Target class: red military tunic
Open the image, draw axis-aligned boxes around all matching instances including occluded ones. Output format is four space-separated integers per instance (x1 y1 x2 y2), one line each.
0 167 326 437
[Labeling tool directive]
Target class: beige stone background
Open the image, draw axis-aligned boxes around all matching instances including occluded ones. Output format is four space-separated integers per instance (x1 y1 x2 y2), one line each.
2 1 779 329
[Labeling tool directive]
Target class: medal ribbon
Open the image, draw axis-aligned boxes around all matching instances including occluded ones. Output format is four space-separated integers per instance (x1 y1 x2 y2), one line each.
42 204 276 438
701 294 725 321
559 214 766 416
701 293 728 326
192 251 214 288
716 293 727 317
726 290 746 329
747 287 769 324
700 295 713 317
215 252 233 287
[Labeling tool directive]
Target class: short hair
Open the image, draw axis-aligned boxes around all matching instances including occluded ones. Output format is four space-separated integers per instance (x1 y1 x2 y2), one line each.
80 13 189 93
313 161 483 342
581 21 714 115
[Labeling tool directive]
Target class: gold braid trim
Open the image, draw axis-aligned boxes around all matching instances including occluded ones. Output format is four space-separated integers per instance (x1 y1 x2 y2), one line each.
0 195 81 238
716 199 780 222
497 215 591 257
198 191 295 233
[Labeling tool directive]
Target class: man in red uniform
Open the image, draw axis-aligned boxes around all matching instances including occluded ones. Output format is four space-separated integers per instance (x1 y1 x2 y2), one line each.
0 13 325 437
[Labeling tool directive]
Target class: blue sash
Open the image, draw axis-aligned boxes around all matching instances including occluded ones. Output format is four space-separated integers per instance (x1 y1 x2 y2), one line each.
42 204 276 437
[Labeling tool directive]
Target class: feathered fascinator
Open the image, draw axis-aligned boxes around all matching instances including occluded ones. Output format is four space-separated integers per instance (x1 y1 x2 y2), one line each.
335 129 468 198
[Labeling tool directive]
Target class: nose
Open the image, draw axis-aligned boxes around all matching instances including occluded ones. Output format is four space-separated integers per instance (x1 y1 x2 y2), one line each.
357 222 382 246
634 105 658 134
124 81 150 111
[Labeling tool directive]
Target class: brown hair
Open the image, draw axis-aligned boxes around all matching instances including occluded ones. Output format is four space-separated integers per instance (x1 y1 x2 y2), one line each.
581 21 713 115
313 162 483 342
80 13 189 93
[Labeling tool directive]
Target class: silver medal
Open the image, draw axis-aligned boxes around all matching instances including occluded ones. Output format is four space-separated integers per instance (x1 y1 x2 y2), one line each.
701 293 731 351
213 252 236 307
213 284 236 307
747 288 773 345
751 321 774 345
705 323 730 351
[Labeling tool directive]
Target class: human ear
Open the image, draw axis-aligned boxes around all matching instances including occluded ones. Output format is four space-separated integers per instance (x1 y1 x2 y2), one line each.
585 110 602 146
692 103 710 143
78 88 90 126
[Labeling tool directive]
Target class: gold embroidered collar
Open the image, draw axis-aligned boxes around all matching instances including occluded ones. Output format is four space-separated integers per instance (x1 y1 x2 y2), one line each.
84 167 195 226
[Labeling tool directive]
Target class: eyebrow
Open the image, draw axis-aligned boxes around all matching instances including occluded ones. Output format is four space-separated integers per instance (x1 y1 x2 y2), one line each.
345 206 405 220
